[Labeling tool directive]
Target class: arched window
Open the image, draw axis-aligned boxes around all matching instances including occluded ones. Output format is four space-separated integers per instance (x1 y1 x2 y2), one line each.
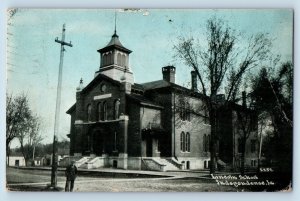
97 102 101 121
121 54 126 66
110 52 114 64
186 132 190 152
87 104 92 122
179 101 191 121
180 132 185 152
117 53 122 66
114 99 120 119
103 54 107 66
107 52 112 65
103 101 107 120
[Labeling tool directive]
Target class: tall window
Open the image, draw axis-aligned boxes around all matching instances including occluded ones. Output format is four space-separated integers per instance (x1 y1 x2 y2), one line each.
103 101 107 120
87 104 92 122
186 132 190 152
109 52 113 64
180 132 185 152
97 102 101 121
102 52 113 66
181 132 190 152
117 53 122 66
114 99 120 119
179 101 191 122
121 54 126 66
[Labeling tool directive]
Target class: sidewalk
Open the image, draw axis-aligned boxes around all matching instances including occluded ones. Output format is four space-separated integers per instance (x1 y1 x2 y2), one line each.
13 166 212 179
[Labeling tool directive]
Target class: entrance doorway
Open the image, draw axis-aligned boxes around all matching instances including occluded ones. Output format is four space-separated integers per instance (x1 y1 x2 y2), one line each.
146 138 152 157
93 131 105 156
15 160 19 166
186 161 190 169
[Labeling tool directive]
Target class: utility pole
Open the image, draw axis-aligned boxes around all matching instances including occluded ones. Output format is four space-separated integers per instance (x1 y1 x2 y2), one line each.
50 24 72 188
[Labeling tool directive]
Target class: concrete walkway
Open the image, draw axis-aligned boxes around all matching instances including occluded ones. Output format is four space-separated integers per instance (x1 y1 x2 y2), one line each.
13 166 213 179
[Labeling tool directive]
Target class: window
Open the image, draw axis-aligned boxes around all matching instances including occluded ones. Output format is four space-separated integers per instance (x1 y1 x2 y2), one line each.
97 102 101 121
186 161 190 169
87 104 92 121
121 54 126 66
186 132 190 152
102 54 106 66
180 132 185 152
179 101 191 122
251 140 256 153
100 84 107 92
107 52 113 64
114 99 120 119
102 52 112 66
117 53 122 66
180 132 190 152
103 101 107 120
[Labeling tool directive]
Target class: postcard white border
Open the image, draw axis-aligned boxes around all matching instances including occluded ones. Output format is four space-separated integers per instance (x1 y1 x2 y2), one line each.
0 1 299 201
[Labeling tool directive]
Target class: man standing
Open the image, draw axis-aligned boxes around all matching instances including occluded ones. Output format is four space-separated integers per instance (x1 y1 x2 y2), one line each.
65 160 78 192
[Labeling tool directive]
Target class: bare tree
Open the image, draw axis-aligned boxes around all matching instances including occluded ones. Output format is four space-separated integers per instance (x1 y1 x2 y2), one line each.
18 115 43 166
6 94 31 165
236 96 257 175
174 17 271 173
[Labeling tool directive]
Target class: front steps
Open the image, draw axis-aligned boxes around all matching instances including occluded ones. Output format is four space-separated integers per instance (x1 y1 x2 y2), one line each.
142 157 183 171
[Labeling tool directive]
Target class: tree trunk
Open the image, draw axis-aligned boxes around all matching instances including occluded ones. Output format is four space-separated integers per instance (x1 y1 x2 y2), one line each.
210 107 217 174
6 142 10 166
240 137 246 175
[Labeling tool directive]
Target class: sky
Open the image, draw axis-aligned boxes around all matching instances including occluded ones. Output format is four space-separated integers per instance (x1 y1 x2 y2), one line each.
6 9 293 147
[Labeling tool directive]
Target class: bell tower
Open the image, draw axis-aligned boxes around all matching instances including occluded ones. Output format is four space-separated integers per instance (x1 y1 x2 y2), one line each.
95 27 134 84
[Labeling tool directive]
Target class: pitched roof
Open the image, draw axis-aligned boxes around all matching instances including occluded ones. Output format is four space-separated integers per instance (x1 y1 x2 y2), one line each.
127 94 164 109
81 73 121 94
97 32 132 54
66 103 76 114
140 80 171 90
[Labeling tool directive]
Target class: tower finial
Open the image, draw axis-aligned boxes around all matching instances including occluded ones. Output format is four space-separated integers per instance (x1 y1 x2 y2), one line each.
114 10 117 35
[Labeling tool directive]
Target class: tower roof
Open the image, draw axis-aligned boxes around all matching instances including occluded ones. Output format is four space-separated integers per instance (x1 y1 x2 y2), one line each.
97 32 132 54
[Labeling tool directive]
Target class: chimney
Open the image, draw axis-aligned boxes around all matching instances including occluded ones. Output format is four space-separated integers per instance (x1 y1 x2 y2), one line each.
162 66 176 83
191 71 197 92
242 91 247 108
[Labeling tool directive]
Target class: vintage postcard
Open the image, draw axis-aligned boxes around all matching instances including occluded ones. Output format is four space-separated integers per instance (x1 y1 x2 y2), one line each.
6 9 293 192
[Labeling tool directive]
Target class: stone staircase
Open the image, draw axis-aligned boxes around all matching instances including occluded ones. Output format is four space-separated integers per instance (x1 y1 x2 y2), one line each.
79 157 106 169
142 157 182 171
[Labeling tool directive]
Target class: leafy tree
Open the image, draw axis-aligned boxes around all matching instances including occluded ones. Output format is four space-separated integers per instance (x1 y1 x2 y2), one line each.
250 63 293 176
174 17 271 173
